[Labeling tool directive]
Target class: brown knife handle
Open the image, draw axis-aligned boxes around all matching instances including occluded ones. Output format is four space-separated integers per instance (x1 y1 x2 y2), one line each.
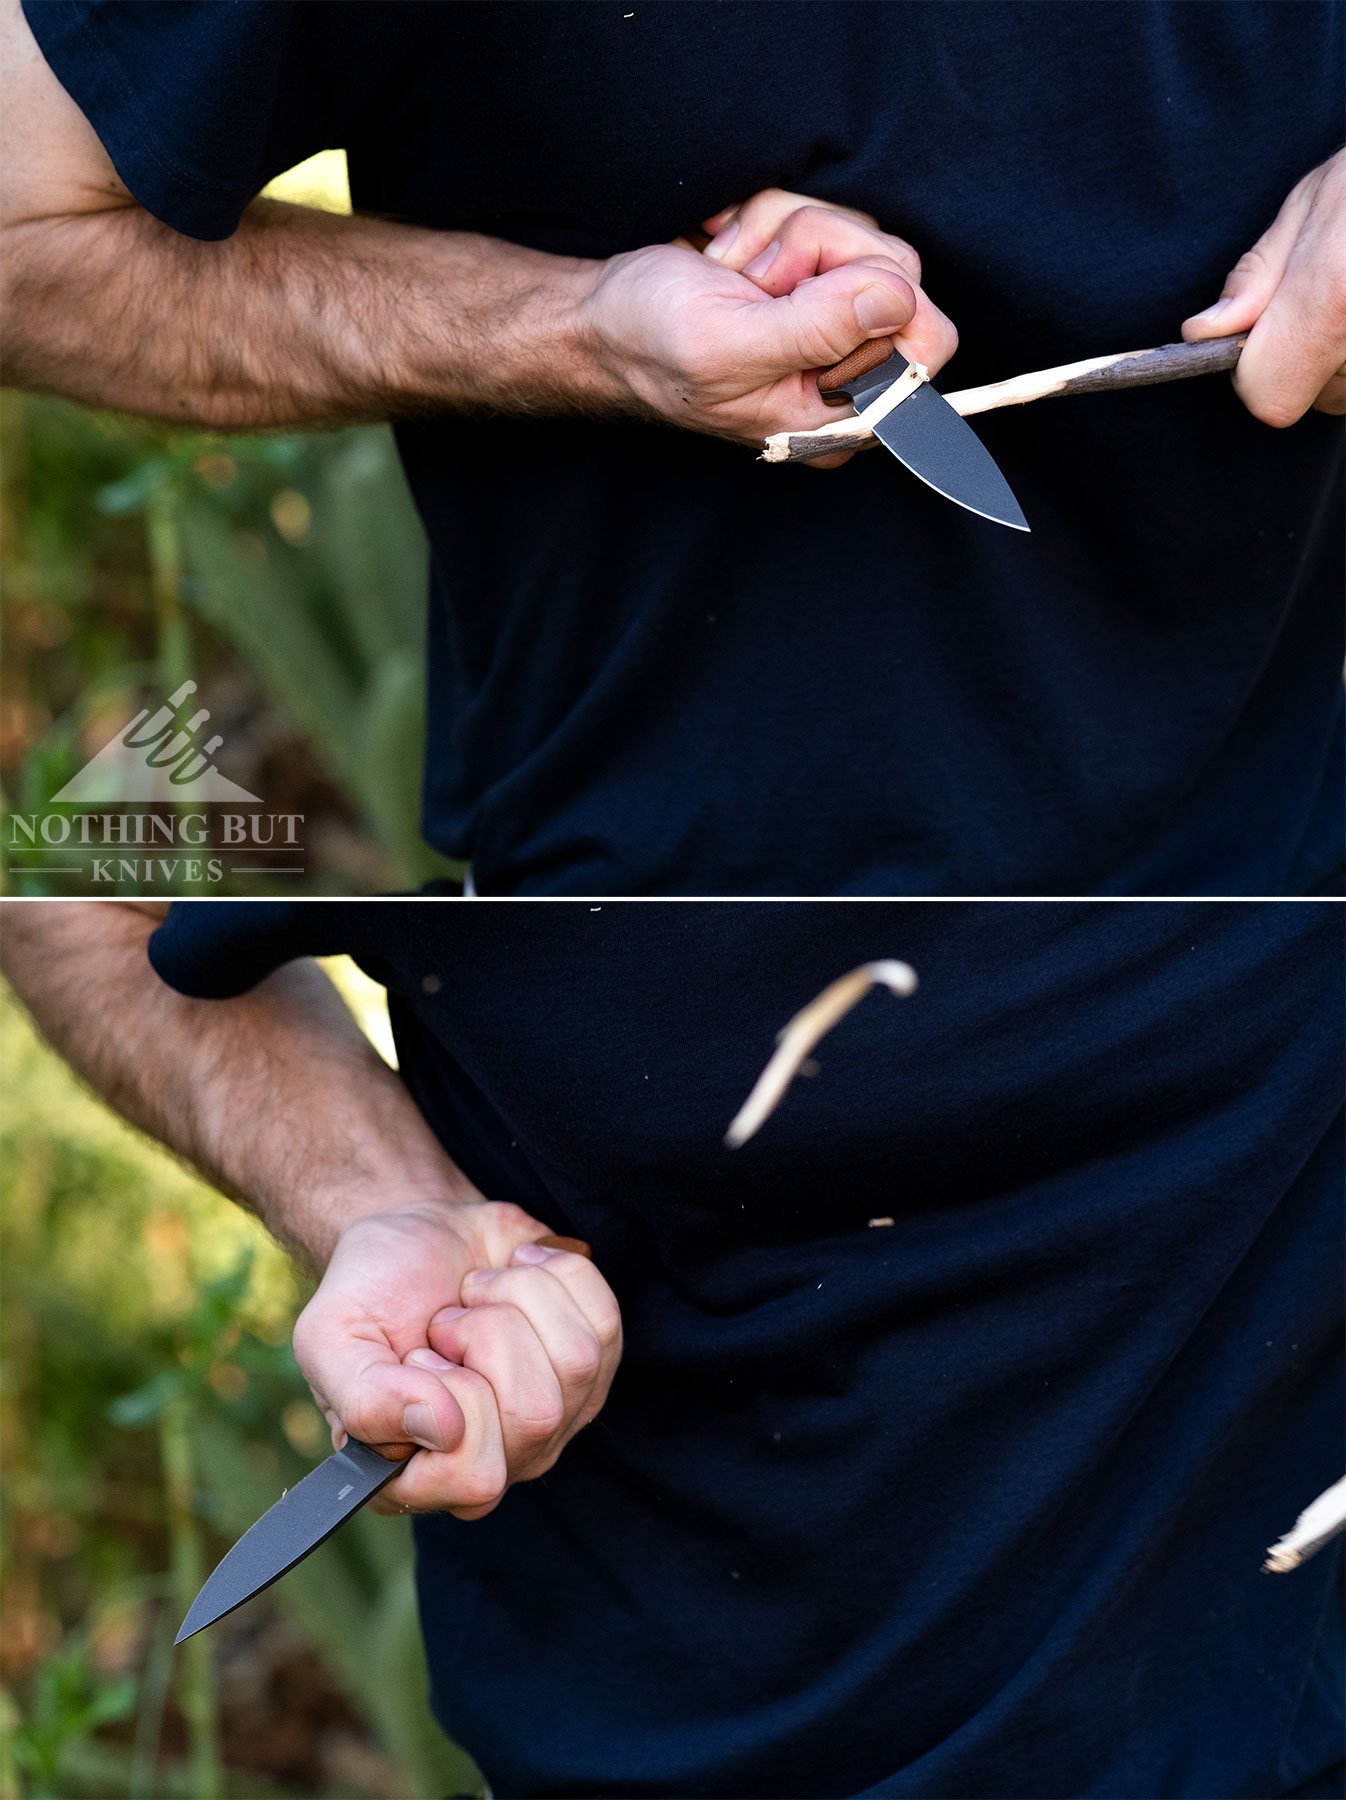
817 337 898 401
535 1233 592 1259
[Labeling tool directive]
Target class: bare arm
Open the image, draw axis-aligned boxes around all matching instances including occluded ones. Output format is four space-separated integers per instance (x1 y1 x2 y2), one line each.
0 0 942 446
1 901 622 1516
0 900 472 1264
0 0 612 429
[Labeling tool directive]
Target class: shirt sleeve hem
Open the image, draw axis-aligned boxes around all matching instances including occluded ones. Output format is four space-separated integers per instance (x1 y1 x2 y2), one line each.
22 0 257 241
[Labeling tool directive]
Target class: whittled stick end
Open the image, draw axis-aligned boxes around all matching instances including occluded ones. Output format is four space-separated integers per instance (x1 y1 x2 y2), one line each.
761 427 878 464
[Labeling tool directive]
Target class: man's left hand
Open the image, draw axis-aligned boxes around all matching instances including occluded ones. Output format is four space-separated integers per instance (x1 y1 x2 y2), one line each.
1182 148 1346 426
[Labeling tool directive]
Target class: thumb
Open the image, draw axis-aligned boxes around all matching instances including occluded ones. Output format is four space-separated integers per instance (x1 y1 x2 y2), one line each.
1182 183 1315 340
729 259 916 380
312 1339 468 1459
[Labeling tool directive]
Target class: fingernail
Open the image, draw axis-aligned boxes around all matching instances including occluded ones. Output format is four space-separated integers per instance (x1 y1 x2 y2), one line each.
461 1267 502 1289
429 1305 469 1327
1190 296 1233 324
743 240 780 280
512 1242 557 1265
403 1402 445 1451
405 1347 454 1370
703 219 739 261
854 285 908 332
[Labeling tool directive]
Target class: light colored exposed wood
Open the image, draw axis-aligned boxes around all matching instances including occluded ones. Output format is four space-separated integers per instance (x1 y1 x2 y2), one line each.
1264 1474 1346 1572
725 960 918 1148
762 334 1246 464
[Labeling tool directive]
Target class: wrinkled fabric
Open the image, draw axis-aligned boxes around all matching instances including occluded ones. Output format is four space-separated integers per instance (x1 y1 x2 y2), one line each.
150 899 1345 1796
28 0 1346 895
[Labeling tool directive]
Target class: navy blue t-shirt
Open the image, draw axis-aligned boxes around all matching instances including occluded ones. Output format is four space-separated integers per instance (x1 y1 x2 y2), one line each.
25 1 1346 896
148 899 1344 1798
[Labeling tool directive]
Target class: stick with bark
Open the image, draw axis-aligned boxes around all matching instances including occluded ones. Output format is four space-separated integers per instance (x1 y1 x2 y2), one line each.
761 333 1247 464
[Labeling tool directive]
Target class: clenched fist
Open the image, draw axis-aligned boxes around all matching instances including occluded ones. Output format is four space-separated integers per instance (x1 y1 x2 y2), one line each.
292 1197 621 1518
582 186 957 465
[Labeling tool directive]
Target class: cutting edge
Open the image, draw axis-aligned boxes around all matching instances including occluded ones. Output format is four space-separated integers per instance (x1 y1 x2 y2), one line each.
840 348 1031 532
174 1437 408 1643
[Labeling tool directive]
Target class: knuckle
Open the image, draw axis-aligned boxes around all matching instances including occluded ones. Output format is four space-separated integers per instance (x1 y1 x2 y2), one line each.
453 1463 507 1511
514 1395 566 1442
1239 377 1301 427
887 236 921 281
793 203 838 235
342 1394 388 1442
289 1316 329 1391
290 1312 317 1369
928 319 959 370
463 1299 514 1344
664 317 711 382
554 1335 602 1388
588 1296 623 1349
798 315 856 369
1228 246 1272 289
1253 399 1301 428
482 1200 539 1241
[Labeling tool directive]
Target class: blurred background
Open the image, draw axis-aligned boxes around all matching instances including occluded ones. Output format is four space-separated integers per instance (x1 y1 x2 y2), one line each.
0 952 483 1800
1 153 459 899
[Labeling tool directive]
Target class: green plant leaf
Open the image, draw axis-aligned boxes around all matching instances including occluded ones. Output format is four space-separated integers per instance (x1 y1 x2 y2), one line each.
93 458 174 516
109 1368 186 1427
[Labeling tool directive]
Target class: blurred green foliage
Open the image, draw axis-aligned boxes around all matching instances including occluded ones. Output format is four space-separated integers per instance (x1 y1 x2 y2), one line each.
1 393 459 897
0 972 481 1798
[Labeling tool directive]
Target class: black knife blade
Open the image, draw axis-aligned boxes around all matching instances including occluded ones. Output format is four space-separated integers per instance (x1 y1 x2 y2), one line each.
175 1236 595 1644
835 349 1030 533
175 1436 410 1644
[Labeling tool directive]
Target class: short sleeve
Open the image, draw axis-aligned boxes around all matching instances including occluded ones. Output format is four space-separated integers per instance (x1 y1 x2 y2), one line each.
148 901 333 996
23 0 342 239
146 900 411 996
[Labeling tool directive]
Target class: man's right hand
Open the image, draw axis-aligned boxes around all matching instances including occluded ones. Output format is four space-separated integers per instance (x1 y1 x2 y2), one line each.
293 1197 622 1518
3 2 953 455
580 189 956 463
0 903 621 1524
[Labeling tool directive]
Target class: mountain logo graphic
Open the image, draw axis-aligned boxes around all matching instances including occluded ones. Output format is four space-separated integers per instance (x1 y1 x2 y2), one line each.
51 682 263 804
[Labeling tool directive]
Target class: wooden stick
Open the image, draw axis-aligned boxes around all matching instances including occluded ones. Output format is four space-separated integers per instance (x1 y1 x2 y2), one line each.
724 960 917 1149
761 333 1247 464
1263 1474 1346 1572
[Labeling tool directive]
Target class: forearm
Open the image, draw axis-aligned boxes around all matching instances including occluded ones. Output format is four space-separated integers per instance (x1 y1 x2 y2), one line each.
0 901 474 1265
1 197 619 430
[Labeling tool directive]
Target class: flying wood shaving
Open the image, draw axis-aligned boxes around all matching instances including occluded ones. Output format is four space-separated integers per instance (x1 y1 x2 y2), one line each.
1263 1474 1346 1572
724 960 917 1148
